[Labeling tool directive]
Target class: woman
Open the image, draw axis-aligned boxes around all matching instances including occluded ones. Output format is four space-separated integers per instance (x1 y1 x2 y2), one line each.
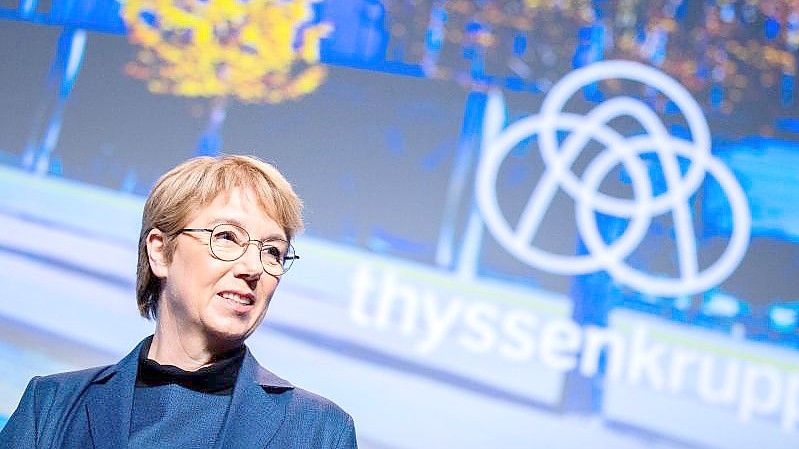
0 155 357 448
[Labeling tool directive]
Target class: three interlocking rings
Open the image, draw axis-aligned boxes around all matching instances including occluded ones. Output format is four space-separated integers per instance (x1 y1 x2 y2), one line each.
476 61 751 296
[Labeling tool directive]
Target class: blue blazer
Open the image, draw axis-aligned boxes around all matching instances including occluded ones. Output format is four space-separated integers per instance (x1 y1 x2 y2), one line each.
0 339 357 448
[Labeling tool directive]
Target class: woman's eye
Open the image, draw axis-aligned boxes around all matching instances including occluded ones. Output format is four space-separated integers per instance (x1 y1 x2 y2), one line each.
215 231 239 243
264 245 283 260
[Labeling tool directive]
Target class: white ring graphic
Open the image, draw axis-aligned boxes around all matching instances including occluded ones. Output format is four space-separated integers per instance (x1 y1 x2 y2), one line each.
476 60 751 296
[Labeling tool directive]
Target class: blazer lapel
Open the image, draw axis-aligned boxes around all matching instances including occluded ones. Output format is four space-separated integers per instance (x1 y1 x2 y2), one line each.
85 340 142 449
215 350 294 448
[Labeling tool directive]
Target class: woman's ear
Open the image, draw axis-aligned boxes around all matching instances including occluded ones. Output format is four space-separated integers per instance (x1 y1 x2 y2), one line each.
146 229 169 278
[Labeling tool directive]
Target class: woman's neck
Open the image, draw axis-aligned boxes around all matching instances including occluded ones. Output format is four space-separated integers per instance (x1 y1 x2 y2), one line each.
148 320 240 371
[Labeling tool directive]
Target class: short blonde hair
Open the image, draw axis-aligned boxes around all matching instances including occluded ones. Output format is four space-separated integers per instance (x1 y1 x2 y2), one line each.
136 154 303 319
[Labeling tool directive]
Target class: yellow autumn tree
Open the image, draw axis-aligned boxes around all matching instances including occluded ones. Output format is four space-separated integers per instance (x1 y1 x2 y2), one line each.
121 0 331 103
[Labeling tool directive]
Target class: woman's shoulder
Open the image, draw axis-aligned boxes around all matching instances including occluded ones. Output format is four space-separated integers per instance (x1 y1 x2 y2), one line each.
29 364 113 398
272 387 356 448
37 365 111 384
282 386 353 424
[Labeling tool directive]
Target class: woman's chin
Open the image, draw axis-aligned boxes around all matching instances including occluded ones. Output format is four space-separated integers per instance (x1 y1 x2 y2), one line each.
202 325 250 349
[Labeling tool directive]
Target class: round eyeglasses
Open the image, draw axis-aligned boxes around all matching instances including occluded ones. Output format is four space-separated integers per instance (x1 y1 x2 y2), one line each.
178 223 298 276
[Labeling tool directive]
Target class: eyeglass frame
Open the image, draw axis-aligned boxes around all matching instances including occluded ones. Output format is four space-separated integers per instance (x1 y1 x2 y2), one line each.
176 223 299 276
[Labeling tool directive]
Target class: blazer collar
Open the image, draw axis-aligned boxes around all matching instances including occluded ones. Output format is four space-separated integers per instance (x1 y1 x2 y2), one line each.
84 338 295 449
85 338 143 449
215 348 295 448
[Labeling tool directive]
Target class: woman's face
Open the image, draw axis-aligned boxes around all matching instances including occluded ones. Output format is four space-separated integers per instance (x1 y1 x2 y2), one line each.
153 187 284 349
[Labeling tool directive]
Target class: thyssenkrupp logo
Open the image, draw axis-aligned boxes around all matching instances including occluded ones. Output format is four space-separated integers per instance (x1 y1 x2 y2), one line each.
476 60 751 296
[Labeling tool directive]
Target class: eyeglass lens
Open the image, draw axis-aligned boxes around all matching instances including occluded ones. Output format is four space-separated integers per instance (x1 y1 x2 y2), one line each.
208 224 295 275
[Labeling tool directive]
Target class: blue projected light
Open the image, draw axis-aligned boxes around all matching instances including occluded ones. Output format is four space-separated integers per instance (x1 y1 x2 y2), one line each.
770 302 799 334
700 292 750 326
707 139 799 242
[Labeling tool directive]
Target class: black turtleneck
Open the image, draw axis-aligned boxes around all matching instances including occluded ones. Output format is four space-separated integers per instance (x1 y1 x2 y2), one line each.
135 335 246 396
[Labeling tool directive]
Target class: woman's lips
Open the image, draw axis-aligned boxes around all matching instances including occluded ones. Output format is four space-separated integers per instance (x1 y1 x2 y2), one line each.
217 291 255 313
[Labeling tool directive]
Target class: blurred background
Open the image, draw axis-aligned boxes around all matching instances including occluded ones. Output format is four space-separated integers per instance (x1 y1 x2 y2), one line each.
1 0 798 447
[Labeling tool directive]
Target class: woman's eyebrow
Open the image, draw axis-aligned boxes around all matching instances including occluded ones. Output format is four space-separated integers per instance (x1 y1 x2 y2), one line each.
261 233 290 244
211 218 287 241
208 217 246 228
